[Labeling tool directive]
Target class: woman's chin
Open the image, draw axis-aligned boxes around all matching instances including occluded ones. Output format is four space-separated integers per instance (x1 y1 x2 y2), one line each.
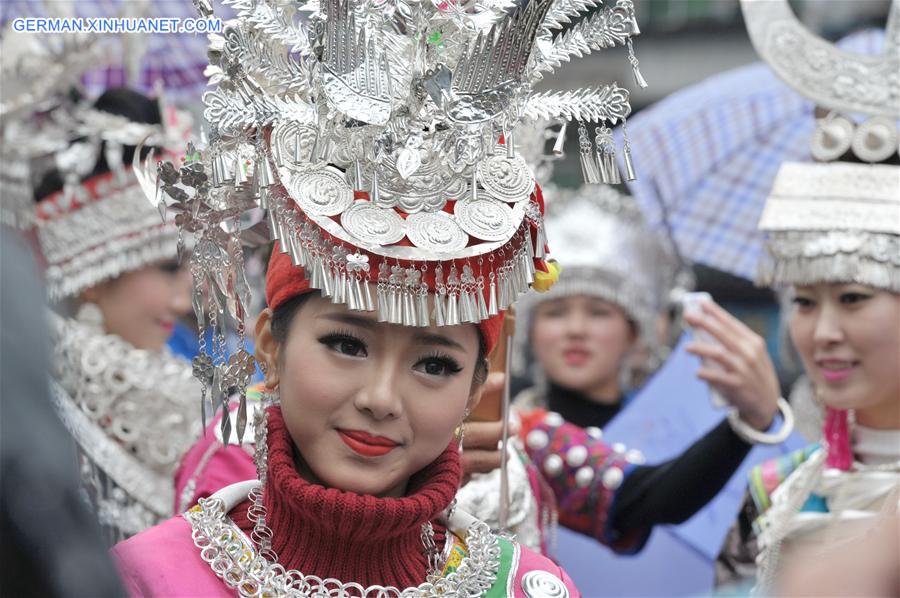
319 468 402 497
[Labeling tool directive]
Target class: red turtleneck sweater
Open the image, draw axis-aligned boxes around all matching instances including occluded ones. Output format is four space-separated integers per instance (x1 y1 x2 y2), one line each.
230 407 461 588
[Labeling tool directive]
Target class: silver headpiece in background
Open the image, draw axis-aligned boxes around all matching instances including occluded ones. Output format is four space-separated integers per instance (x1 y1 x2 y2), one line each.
0 5 193 299
512 183 681 379
141 0 648 443
743 0 900 292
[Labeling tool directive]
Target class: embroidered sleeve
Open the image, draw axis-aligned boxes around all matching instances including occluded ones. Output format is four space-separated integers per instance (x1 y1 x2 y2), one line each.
518 408 640 552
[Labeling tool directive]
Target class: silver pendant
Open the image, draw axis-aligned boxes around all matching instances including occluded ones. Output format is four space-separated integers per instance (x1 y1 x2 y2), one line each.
289 167 353 216
476 154 535 203
454 198 514 242
405 211 468 252
341 201 406 246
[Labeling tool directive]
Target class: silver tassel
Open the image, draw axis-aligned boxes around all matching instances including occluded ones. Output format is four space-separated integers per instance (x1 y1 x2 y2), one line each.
596 144 611 184
470 169 478 202
552 122 567 155
212 153 229 185
347 277 359 310
288 233 303 267
417 291 430 327
446 292 459 326
488 279 499 316
267 209 280 241
278 220 291 252
331 271 343 304
476 286 489 321
627 39 648 89
402 290 414 326
535 224 547 259
460 291 474 323
258 186 269 210
498 272 509 309
320 262 333 297
486 133 496 156
433 292 446 326
525 253 536 283
578 124 600 184
363 280 375 312
377 287 389 322
234 155 248 186
607 151 622 185
256 152 275 188
524 231 535 261
309 256 321 289
506 130 515 158
390 287 401 324
624 145 637 182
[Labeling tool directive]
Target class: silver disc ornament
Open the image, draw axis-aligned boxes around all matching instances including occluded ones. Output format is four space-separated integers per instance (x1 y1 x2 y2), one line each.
341 201 406 246
454 198 514 242
406 211 469 252
289 166 353 217
476 153 535 203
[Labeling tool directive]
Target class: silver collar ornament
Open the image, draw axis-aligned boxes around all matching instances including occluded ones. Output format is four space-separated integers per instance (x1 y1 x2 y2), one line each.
742 0 900 292
140 0 647 444
49 307 202 543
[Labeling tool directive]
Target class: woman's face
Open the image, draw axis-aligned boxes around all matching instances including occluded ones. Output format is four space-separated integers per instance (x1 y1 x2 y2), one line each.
530 295 636 400
258 294 481 498
789 284 900 427
83 260 192 352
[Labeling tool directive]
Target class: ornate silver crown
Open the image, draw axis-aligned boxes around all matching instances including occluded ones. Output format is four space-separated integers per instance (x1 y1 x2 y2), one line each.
140 0 647 443
742 0 900 291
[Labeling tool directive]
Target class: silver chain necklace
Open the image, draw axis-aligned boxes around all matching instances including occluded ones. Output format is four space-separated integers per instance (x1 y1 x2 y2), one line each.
185 403 502 597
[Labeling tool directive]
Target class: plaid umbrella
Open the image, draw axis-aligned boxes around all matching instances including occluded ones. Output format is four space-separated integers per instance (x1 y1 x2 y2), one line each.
619 30 885 281
1 0 222 104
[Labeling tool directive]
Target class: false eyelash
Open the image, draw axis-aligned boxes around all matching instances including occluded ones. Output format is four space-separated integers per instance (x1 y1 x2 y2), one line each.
418 352 463 374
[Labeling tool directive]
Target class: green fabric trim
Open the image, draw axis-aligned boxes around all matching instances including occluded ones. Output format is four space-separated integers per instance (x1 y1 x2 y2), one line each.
484 536 517 598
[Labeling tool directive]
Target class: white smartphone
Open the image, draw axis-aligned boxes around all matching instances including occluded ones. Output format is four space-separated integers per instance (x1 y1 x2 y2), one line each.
682 292 727 408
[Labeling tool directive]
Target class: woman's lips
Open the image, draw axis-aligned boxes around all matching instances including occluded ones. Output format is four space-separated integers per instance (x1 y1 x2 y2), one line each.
817 360 857 383
337 429 399 457
157 319 175 333
563 348 591 366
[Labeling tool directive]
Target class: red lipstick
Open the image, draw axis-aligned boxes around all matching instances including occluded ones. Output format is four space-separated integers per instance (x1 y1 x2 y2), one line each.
337 429 399 457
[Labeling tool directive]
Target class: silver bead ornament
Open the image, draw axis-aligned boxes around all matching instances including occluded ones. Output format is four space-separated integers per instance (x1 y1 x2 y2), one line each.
565 445 588 468
612 442 627 454
543 453 564 476
526 429 549 451
586 426 603 440
575 466 594 488
601 466 624 490
544 412 564 427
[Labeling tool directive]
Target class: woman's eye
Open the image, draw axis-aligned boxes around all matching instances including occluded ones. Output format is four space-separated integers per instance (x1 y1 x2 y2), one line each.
157 261 182 274
320 334 368 358
415 356 462 377
792 296 814 309
840 292 871 305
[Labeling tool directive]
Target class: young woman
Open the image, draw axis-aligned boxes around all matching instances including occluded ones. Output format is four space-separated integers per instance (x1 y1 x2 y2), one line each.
488 185 790 556
714 160 900 593
30 87 200 543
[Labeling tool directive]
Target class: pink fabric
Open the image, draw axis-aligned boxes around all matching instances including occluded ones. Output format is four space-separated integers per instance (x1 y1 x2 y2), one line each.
173 409 256 513
824 407 852 471
113 504 580 597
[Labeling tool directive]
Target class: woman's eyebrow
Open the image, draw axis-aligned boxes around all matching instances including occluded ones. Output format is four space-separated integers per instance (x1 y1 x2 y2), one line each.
413 332 465 351
318 313 377 330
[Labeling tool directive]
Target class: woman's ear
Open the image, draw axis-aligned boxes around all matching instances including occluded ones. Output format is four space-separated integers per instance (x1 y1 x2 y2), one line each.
255 308 281 389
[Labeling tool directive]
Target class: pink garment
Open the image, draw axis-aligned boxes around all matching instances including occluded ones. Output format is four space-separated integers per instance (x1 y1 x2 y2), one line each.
115 486 580 597
173 409 255 513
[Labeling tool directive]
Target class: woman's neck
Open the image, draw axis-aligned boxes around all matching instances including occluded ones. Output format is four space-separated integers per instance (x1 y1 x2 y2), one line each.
583 377 621 405
231 407 461 588
855 397 900 430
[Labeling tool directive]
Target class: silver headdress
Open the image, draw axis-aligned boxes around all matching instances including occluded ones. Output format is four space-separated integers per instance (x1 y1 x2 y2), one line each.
743 0 900 292
141 0 646 443
512 183 679 378
0 18 193 300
